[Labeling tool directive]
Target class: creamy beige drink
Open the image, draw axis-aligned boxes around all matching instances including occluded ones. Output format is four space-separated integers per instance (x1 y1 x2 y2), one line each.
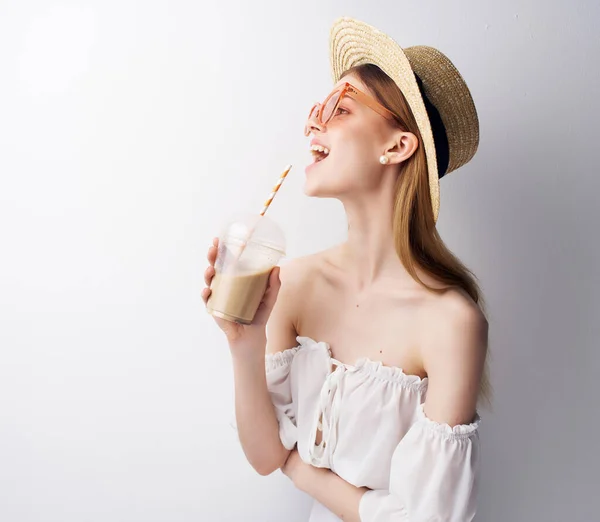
206 213 285 325
207 268 271 324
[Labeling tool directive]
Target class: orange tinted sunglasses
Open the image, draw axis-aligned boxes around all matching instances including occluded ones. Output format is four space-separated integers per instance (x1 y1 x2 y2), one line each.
304 82 396 135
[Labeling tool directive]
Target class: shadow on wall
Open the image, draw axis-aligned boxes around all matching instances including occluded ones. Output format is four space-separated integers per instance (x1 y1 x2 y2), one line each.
476 110 597 521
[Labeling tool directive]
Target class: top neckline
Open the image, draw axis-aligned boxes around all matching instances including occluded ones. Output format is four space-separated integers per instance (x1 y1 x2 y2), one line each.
296 336 429 390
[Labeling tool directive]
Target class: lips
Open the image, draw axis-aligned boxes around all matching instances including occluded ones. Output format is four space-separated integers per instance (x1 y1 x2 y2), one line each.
310 138 329 148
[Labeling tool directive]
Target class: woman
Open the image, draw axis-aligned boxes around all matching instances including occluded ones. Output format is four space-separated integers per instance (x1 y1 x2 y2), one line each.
202 17 491 522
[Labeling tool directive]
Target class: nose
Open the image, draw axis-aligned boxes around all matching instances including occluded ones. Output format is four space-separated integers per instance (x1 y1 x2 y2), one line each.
304 103 325 137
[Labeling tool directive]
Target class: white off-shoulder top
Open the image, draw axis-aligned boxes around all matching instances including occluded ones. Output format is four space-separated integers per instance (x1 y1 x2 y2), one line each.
266 336 481 522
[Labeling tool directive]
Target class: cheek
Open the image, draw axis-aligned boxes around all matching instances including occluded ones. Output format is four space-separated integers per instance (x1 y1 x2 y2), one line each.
333 132 379 175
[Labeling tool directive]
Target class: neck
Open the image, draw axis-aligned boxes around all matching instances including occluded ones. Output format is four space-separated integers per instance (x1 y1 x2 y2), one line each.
338 181 413 291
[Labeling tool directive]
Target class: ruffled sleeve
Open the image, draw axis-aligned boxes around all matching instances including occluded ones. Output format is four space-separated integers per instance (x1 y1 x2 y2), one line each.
359 402 481 522
265 347 300 451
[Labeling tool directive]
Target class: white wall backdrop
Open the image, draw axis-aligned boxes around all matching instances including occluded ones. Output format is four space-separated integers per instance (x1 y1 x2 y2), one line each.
1 1 598 521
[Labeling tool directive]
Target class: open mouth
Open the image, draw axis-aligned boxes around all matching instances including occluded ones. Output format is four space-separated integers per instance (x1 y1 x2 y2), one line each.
310 144 330 163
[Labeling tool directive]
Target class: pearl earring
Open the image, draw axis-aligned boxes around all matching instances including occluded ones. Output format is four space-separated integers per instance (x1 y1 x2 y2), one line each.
379 155 389 165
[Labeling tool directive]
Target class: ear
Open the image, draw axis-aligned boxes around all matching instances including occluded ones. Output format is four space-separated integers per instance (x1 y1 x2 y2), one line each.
384 131 419 165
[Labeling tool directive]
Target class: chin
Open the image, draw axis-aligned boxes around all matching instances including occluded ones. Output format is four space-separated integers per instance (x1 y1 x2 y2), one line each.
303 176 347 199
303 178 323 197
304 161 334 198
303 159 357 198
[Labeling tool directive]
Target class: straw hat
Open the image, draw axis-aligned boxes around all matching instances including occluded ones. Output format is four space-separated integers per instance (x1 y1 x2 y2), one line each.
329 17 480 223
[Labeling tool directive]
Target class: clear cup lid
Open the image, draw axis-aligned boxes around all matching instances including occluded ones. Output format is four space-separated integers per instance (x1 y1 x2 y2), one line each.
221 212 286 255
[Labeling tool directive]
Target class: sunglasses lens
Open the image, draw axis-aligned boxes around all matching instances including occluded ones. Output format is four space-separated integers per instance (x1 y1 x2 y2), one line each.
322 91 341 123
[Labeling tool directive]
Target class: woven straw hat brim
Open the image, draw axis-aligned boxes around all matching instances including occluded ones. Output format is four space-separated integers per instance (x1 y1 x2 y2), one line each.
329 17 480 223
404 45 480 174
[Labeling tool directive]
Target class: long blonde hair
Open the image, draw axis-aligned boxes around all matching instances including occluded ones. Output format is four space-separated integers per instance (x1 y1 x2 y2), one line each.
342 64 492 409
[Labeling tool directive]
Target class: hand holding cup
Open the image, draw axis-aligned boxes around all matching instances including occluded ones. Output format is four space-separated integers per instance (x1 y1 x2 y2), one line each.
202 237 281 346
203 165 290 348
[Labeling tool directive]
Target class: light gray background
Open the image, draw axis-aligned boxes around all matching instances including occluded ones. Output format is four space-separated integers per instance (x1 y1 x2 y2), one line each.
1 1 598 521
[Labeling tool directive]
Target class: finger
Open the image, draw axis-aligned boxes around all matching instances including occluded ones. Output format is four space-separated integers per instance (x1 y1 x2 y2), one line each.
271 265 281 288
213 237 219 247
207 245 218 265
251 267 281 325
201 287 211 304
204 265 215 286
262 266 281 310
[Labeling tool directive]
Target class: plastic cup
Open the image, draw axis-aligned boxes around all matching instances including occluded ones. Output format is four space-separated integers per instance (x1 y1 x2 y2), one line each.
206 213 286 325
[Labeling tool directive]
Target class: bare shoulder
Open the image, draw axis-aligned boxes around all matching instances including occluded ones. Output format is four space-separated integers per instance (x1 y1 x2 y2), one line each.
419 288 488 426
265 251 327 355
420 287 488 347
278 253 320 287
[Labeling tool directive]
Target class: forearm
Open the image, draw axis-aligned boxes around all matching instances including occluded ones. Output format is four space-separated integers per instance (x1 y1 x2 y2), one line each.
296 465 368 522
231 336 289 475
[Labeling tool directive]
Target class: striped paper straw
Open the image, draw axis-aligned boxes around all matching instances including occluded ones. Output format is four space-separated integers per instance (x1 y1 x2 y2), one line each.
260 164 292 216
234 164 292 261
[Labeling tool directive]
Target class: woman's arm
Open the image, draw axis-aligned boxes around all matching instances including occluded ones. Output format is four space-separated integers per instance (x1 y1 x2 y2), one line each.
203 238 301 476
230 261 302 476
230 333 289 476
283 450 367 522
